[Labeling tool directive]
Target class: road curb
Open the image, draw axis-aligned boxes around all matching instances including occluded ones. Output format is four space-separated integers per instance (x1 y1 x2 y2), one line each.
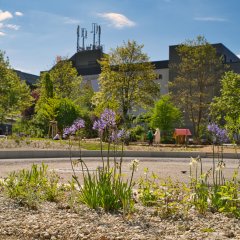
0 150 238 159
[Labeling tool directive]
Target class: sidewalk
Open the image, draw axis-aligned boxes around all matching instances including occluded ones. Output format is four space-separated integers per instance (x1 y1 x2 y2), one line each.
0 149 239 159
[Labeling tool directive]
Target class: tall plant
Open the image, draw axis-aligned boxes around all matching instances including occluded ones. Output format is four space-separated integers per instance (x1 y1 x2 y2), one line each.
64 109 138 213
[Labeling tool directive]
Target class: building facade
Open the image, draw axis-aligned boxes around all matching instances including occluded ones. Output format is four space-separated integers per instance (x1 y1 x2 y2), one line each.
68 43 240 97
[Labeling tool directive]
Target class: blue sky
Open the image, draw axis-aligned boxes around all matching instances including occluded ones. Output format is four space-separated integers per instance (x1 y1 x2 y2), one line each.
0 0 240 75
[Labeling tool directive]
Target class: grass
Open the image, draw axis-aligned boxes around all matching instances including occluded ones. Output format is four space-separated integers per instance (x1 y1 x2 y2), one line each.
1 137 239 153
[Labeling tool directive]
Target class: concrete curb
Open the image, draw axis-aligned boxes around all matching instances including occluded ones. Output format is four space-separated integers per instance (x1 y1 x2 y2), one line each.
0 150 238 159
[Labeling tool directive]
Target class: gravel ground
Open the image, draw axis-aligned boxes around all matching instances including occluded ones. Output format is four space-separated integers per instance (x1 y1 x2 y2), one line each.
0 194 240 240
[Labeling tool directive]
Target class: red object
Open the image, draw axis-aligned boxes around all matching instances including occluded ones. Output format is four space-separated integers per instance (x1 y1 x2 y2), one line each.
173 129 192 137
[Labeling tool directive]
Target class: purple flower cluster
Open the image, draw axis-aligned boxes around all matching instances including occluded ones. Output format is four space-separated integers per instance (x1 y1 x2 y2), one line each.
93 109 116 132
74 119 85 129
110 129 129 143
207 123 229 144
117 129 129 140
63 118 85 136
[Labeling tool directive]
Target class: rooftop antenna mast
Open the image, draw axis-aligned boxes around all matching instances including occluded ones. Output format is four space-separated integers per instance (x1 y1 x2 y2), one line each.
97 25 101 48
77 25 80 52
91 23 98 50
81 28 87 50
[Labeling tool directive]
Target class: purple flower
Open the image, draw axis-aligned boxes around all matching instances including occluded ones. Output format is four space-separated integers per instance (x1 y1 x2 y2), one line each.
110 129 130 143
73 118 85 130
63 126 76 135
93 109 117 133
100 109 116 128
207 123 229 144
64 118 85 136
93 119 106 132
117 129 129 140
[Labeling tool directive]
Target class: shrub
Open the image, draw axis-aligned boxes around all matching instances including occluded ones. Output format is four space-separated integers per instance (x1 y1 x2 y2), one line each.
138 168 190 218
129 125 145 142
65 109 137 214
4 163 63 209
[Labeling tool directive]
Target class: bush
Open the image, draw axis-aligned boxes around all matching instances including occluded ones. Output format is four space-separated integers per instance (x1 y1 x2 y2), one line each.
129 125 146 142
138 168 190 218
66 109 137 214
4 163 63 209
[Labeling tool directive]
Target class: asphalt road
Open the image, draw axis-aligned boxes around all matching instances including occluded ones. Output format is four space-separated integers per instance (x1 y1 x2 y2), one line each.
0 157 239 184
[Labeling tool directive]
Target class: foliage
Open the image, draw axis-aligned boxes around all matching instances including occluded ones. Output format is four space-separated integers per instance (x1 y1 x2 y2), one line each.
48 59 82 100
189 154 240 218
207 122 229 144
4 163 63 209
150 95 182 135
0 50 33 122
66 109 136 213
34 98 81 135
170 35 225 140
93 40 160 127
210 71 240 143
138 168 190 218
129 125 146 142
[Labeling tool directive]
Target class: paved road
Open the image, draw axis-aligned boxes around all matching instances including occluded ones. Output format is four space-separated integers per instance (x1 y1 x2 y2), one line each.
0 157 239 183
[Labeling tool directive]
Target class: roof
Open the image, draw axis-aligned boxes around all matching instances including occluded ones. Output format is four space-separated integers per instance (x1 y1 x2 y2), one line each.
173 129 192 137
14 70 39 86
151 60 169 69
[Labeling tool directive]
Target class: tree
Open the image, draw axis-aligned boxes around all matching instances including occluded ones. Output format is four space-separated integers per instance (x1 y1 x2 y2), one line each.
33 98 80 135
170 36 225 140
93 40 160 127
0 50 32 122
33 59 88 136
210 71 240 142
150 95 182 139
49 59 82 100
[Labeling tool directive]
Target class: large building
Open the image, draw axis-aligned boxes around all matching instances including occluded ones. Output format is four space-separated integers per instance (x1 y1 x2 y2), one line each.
68 43 240 96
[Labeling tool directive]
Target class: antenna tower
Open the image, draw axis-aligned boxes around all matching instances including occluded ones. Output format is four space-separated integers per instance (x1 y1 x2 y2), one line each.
77 25 80 52
81 28 87 50
91 23 98 50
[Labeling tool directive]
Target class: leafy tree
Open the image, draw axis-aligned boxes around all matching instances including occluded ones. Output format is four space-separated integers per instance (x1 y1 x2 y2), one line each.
0 50 32 122
33 59 87 135
93 40 160 127
210 71 240 142
49 59 82 100
43 73 53 99
33 98 80 135
170 36 225 140
55 98 80 131
150 95 182 138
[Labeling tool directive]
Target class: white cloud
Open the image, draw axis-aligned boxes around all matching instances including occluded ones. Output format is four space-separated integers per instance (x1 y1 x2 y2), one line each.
63 17 80 24
0 31 6 36
15 11 23 17
5 24 20 30
194 17 227 22
98 12 136 29
237 54 240 59
0 10 13 22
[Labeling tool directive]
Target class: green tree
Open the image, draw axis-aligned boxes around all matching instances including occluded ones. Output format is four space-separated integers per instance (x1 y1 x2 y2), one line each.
49 59 82 100
34 58 94 137
0 50 32 122
93 40 160 127
170 36 225 140
33 98 80 135
151 95 182 138
210 71 240 142
43 73 53 99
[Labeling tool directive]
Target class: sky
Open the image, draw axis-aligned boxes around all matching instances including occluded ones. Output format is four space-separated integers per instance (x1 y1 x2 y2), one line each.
0 0 240 75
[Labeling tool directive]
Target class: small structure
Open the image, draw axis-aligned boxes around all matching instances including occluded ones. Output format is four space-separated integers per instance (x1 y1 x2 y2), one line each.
48 121 58 139
173 128 192 144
